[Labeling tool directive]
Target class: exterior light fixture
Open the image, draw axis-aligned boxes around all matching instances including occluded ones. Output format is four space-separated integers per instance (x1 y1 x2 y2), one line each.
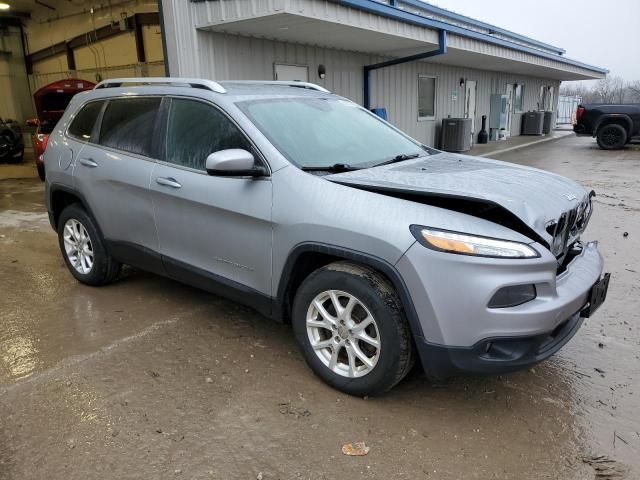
459 78 465 87
318 64 326 79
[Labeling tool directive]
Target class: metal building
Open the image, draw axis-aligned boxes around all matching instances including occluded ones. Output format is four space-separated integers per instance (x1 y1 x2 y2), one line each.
159 0 606 147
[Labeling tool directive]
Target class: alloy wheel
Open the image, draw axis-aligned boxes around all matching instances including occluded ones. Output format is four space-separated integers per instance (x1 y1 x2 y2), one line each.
602 127 623 147
306 290 381 378
63 218 94 274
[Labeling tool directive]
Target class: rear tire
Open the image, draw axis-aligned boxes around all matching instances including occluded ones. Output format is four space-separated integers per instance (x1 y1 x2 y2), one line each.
597 124 627 150
57 204 121 286
292 261 414 396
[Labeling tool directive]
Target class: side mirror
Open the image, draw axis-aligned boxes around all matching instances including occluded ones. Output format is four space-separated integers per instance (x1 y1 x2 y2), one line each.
26 118 40 127
205 149 267 177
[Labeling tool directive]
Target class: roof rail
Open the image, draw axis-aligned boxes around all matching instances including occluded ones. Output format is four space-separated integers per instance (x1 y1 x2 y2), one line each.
94 77 227 94
221 80 330 93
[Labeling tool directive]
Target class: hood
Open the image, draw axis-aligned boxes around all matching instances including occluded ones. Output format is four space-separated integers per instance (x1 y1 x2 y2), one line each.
327 152 592 253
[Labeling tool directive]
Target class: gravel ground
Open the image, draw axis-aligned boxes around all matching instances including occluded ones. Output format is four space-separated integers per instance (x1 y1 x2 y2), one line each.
0 136 638 479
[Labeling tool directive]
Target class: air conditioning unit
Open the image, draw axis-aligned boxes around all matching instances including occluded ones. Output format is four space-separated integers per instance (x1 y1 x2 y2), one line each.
542 110 553 134
521 111 544 135
441 118 472 152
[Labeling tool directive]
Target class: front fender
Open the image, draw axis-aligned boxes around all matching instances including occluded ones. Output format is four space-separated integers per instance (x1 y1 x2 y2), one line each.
275 241 425 339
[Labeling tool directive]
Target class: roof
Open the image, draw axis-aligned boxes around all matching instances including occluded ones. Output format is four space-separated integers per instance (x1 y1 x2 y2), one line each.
398 0 566 55
341 0 607 75
186 0 608 80
76 79 334 105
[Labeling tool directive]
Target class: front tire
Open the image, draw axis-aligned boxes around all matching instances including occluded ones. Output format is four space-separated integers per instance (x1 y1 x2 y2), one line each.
292 262 414 396
57 204 121 286
597 124 627 150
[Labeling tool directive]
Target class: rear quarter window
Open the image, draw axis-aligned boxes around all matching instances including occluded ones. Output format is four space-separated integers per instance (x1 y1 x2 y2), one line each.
98 97 161 157
67 101 104 140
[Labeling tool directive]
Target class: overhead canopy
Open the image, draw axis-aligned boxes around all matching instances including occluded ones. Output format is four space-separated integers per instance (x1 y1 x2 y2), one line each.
194 0 606 81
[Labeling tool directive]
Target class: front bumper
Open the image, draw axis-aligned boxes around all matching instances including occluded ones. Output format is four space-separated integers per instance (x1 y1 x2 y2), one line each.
415 312 584 379
396 240 605 378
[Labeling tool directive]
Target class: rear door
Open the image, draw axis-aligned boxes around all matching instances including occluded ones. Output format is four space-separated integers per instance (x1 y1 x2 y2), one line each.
150 97 273 298
72 96 162 269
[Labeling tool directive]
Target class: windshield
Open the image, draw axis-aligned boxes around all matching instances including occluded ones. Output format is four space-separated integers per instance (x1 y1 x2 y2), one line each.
238 97 436 169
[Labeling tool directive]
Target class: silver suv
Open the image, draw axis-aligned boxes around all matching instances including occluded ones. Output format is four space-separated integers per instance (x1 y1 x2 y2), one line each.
45 77 610 396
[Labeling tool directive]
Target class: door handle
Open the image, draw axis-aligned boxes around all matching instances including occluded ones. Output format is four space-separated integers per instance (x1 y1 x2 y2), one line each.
156 177 182 189
79 158 98 168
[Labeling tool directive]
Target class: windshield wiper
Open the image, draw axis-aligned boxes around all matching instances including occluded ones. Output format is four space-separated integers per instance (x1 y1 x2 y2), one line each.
373 153 422 168
300 163 361 173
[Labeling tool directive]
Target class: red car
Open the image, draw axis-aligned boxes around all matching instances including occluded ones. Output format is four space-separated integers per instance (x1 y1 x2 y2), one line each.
27 79 95 181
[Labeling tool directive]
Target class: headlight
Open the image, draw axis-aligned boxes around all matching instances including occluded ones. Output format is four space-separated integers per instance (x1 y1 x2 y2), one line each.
410 226 539 259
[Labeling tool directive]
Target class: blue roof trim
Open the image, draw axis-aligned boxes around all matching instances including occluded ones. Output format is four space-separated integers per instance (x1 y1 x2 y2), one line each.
336 0 608 74
399 0 565 55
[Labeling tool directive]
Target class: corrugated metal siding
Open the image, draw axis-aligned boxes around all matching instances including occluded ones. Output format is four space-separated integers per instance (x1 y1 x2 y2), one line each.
161 1 566 146
447 34 596 78
166 27 559 146
191 0 439 44
179 0 600 77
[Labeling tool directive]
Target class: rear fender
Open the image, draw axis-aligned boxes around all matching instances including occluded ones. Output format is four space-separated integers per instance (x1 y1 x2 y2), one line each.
594 114 633 137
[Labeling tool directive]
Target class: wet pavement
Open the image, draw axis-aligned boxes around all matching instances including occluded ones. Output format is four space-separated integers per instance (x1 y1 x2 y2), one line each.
1 136 639 479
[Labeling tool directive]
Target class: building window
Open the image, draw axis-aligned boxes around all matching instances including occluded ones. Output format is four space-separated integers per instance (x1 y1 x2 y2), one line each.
418 75 436 120
514 84 525 112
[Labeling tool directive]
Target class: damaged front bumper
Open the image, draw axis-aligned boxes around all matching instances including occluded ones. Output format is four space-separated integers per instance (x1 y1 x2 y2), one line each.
396 240 608 379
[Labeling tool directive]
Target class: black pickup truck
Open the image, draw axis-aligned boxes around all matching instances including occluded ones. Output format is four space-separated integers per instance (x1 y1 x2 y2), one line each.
574 104 640 149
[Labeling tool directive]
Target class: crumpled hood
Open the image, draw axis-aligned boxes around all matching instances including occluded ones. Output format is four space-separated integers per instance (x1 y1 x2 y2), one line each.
327 152 590 244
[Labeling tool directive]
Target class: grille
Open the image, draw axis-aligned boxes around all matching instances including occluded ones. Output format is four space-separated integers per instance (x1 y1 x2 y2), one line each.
546 196 593 258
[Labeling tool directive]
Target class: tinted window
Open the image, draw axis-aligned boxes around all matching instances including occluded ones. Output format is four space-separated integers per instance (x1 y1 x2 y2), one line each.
99 97 161 156
165 99 251 170
68 101 104 140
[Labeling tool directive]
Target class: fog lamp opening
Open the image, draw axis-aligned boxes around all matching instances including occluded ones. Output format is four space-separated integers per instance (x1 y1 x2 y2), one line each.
488 284 537 308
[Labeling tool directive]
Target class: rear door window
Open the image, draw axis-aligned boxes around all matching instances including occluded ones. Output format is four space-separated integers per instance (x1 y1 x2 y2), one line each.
164 98 252 171
99 97 161 157
67 101 104 140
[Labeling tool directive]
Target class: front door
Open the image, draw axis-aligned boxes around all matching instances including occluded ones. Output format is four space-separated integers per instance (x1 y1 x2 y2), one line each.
150 97 273 297
464 80 477 146
274 64 309 82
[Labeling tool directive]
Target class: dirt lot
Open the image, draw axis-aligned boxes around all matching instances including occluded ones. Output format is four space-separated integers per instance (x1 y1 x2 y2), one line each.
1 136 639 479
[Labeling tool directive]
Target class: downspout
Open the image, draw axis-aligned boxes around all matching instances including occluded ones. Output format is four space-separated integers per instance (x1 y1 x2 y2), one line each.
364 29 447 110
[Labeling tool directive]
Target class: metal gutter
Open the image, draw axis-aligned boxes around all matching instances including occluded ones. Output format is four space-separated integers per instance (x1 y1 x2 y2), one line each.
336 0 608 74
398 0 565 55
364 29 447 109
